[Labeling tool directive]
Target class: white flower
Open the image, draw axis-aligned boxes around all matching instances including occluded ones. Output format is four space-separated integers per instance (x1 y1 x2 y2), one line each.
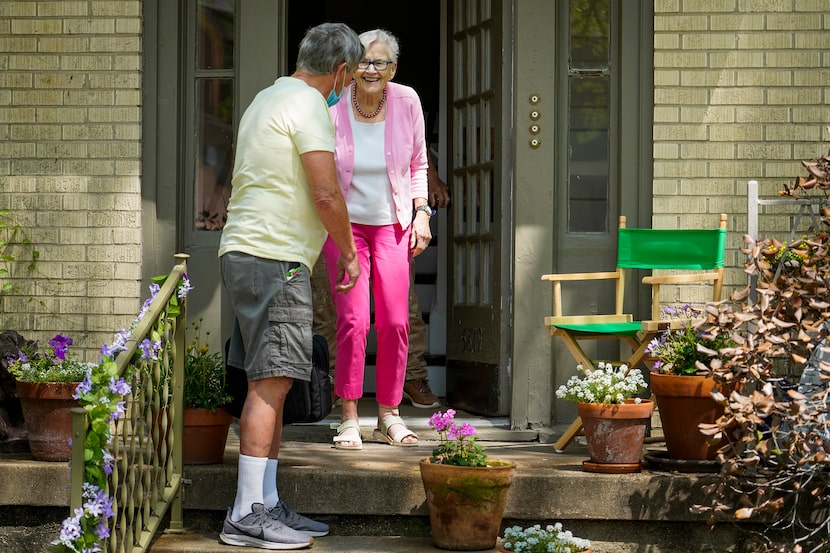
554 363 648 405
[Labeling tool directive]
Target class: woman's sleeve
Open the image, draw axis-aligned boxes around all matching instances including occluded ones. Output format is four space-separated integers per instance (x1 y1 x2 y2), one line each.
409 96 429 200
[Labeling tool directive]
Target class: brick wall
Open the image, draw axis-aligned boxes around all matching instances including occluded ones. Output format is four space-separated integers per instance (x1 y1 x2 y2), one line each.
653 0 830 295
0 1 143 359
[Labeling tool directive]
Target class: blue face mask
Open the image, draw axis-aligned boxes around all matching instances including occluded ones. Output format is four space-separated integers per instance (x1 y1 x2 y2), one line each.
326 69 345 107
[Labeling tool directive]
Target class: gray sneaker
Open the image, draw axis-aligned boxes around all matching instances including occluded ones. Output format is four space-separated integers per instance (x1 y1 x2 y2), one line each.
220 503 313 550
267 500 330 537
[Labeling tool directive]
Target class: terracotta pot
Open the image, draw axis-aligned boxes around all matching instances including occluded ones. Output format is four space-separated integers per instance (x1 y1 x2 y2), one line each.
182 407 233 464
577 399 653 473
419 457 515 551
15 381 80 462
650 372 724 460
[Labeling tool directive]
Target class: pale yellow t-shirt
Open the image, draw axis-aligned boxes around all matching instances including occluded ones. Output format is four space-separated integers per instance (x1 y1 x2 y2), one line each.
218 77 334 270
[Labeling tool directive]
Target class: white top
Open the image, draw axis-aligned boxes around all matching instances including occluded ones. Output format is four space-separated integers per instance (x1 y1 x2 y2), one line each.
345 108 395 225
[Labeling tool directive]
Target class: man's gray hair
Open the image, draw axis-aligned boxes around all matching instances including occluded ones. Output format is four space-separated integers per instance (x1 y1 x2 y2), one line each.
358 29 400 62
296 22 363 75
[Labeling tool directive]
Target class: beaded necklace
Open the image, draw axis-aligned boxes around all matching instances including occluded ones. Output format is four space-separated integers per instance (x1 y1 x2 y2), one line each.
352 86 386 119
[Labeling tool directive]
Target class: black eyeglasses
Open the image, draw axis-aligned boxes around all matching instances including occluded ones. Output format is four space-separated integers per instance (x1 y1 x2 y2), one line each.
357 59 393 71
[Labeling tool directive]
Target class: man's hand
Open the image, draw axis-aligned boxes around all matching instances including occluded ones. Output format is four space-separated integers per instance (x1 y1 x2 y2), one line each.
427 154 450 209
334 253 360 294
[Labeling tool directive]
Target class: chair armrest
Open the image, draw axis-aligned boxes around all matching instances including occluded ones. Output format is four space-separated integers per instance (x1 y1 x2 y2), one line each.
640 318 704 332
542 270 623 319
642 270 724 320
641 271 721 285
541 271 620 282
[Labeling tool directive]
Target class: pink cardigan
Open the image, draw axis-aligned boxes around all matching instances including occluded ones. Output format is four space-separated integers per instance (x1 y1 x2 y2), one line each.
331 81 429 230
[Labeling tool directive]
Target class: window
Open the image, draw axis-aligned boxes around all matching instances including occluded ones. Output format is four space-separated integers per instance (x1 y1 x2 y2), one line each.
567 0 610 233
193 0 236 231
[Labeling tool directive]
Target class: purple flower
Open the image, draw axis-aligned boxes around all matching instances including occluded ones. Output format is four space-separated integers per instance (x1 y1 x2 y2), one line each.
139 338 161 361
110 400 126 422
84 497 105 517
102 450 115 475
429 409 459 433
101 329 131 358
177 274 193 299
428 409 486 466
108 377 131 396
94 519 111 539
48 334 74 361
81 487 115 520
460 423 477 437
100 343 116 358
136 296 154 322
98 491 114 518
17 351 29 363
428 412 445 431
74 372 94 399
57 510 84 543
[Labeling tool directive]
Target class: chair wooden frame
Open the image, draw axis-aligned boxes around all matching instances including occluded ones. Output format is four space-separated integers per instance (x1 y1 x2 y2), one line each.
542 214 728 452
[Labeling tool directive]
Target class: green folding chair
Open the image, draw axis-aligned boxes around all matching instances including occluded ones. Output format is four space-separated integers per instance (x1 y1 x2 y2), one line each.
542 214 727 451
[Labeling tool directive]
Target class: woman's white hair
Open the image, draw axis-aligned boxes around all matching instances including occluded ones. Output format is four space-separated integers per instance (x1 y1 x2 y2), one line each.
358 28 400 61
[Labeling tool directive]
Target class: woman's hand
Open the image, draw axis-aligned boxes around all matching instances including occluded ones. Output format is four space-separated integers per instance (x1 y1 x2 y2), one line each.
410 211 433 257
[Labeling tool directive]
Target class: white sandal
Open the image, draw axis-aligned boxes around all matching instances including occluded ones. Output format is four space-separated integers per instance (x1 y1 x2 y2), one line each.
373 415 419 447
331 419 363 450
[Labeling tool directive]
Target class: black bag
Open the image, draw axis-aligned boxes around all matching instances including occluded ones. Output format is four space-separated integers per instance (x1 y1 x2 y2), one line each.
224 334 332 425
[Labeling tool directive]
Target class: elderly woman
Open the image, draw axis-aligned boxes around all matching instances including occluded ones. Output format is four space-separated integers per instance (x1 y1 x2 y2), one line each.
322 28 431 450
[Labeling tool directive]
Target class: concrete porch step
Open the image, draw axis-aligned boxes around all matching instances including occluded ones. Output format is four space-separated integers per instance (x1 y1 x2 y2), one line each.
0 405 753 552
150 533 500 553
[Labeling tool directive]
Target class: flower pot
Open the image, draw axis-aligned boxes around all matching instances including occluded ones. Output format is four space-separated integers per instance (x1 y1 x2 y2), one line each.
577 399 653 473
419 457 515 551
182 407 233 464
650 372 724 460
15 381 80 462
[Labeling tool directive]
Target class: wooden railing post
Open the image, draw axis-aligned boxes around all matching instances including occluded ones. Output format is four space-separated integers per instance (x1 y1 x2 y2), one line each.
168 253 188 533
69 407 87 512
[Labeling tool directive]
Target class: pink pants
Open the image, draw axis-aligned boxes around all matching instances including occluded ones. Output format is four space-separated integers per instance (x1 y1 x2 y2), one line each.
322 223 411 406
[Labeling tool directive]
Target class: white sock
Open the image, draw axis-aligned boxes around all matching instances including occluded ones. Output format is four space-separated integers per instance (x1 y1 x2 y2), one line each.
231 454 268 520
262 458 280 509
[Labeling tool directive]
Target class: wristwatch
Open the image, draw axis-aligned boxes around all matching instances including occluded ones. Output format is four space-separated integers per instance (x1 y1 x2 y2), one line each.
414 205 436 218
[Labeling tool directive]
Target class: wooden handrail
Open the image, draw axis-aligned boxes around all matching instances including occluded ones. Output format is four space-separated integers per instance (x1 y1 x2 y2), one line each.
68 253 188 551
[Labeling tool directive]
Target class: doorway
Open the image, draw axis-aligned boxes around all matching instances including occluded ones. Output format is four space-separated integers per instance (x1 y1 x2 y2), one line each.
285 2 448 396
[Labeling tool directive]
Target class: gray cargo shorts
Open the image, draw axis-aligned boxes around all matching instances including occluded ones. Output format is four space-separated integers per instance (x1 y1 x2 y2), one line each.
220 251 313 382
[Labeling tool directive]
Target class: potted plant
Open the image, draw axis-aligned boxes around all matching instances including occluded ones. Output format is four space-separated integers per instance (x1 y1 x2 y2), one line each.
645 304 734 461
182 319 233 464
555 362 652 473
499 523 592 553
7 333 96 461
419 409 515 551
